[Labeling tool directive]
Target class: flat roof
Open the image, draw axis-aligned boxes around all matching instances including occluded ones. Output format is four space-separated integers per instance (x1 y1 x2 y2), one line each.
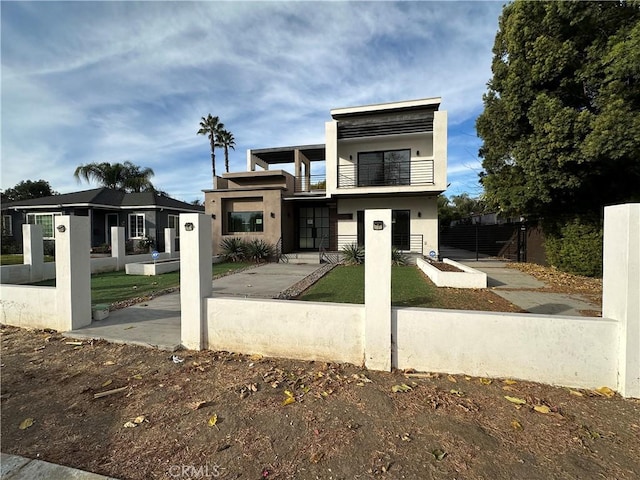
331 97 441 119
250 144 326 164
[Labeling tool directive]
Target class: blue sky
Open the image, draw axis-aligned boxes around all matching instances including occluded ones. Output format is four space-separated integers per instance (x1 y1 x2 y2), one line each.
1 1 503 203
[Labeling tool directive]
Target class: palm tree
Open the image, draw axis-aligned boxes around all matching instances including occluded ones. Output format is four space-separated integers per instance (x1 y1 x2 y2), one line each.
74 161 155 192
216 129 236 173
197 114 224 185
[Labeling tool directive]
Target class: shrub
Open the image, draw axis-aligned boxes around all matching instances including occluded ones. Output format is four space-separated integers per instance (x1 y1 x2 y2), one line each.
1 236 19 254
341 243 364 265
245 239 275 263
544 217 603 277
138 236 155 251
43 239 55 258
391 247 408 266
220 237 247 262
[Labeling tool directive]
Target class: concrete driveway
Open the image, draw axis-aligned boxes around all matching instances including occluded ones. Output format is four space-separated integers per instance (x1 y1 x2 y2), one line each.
65 263 323 350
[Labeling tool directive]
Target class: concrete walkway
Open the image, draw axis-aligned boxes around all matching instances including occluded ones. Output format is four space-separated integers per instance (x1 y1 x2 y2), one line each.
1 453 117 480
440 247 601 316
64 263 322 349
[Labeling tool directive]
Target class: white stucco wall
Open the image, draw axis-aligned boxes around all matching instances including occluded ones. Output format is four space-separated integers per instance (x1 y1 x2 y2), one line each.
393 307 619 389
416 257 487 288
337 196 438 254
0 285 57 329
207 297 365 365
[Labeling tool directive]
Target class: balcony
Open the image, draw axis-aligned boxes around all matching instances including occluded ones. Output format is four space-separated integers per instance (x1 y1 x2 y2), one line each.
294 174 326 193
337 158 434 189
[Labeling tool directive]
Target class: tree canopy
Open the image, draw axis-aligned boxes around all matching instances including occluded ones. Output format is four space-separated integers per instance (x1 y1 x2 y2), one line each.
1 179 58 202
476 1 640 218
197 114 224 183
73 161 155 192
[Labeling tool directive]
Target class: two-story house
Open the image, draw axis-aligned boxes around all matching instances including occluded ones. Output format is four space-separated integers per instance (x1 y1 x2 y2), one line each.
204 97 447 259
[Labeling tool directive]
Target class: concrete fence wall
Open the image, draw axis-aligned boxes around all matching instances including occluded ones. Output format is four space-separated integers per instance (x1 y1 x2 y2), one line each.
0 226 180 284
181 205 640 398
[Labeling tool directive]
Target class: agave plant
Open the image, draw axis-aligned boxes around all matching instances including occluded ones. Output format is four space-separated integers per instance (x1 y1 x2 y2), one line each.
245 239 275 263
220 237 247 262
341 243 365 265
391 247 409 266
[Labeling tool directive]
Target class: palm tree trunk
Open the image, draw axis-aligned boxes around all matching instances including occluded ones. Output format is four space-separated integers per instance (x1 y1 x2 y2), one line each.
211 152 216 182
225 146 229 173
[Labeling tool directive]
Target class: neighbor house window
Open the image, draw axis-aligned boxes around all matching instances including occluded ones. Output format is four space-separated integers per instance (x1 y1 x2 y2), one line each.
2 215 12 236
168 214 180 237
128 213 145 239
227 211 264 233
358 149 410 187
26 213 60 239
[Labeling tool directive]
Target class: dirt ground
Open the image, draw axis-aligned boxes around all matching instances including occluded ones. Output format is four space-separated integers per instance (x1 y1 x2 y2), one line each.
2 326 638 480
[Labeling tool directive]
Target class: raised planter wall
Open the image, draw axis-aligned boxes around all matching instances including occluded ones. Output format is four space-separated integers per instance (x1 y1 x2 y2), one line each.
416 257 487 288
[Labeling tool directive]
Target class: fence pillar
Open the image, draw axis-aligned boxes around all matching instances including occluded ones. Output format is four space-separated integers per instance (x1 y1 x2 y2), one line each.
55 216 91 331
603 203 640 398
180 213 212 350
23 224 44 282
111 226 125 270
364 209 392 371
164 228 176 256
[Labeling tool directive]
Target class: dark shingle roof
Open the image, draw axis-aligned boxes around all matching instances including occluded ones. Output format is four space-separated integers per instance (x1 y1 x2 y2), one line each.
2 187 203 212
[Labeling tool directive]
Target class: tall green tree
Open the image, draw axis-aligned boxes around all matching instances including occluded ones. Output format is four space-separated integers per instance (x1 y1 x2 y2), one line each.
477 1 640 218
73 161 155 192
2 179 58 202
197 114 224 184
216 129 236 173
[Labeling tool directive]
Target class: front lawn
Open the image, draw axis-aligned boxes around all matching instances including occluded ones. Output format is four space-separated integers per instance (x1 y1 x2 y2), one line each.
298 265 521 312
0 254 55 265
32 261 252 307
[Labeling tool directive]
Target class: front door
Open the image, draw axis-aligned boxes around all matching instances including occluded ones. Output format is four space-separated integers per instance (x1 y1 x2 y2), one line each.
106 213 118 245
392 210 410 250
299 207 329 249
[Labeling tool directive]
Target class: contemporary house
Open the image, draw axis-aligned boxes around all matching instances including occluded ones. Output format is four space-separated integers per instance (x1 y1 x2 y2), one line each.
1 188 204 252
204 97 447 258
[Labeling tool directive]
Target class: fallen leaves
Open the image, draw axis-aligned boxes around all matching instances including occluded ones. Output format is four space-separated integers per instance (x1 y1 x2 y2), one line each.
511 419 523 431
208 414 218 427
594 386 615 398
282 390 295 406
187 400 210 411
533 405 551 414
391 384 413 393
19 418 34 430
504 396 527 405
123 416 146 428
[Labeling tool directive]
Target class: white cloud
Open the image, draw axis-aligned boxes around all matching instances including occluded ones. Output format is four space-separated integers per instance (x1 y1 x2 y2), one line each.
1 1 502 200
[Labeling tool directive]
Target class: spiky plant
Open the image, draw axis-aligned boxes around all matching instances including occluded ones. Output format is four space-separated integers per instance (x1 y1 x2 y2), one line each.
391 247 408 266
341 243 365 265
220 237 247 262
245 239 275 263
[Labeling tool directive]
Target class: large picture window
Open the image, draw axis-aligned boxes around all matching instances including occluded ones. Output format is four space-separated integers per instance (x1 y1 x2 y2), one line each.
358 149 410 187
227 211 264 233
128 213 145 239
27 213 60 239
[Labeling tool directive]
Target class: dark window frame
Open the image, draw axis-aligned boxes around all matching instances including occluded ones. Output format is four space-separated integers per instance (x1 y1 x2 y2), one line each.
357 148 411 187
226 211 264 234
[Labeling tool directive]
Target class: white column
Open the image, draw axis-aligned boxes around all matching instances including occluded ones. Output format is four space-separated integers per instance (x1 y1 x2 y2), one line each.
23 224 44 282
111 226 125 270
603 203 640 398
164 228 176 256
180 213 212 350
55 216 91 331
364 209 392 371
325 121 338 196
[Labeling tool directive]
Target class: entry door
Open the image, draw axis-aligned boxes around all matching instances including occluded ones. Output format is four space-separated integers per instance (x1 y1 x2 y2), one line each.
392 210 410 250
299 207 329 249
106 214 118 245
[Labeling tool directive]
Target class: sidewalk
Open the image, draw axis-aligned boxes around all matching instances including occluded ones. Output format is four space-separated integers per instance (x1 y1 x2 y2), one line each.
1 453 117 480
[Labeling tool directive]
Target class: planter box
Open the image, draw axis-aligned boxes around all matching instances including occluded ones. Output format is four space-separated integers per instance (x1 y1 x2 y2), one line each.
125 258 181 276
417 257 487 288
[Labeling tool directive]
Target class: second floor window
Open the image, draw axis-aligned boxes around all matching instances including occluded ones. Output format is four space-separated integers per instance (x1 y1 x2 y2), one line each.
227 211 264 233
358 149 410 187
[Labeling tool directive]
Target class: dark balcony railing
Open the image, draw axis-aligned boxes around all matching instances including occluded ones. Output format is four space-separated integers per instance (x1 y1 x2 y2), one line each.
294 174 326 193
337 159 434 189
335 234 423 254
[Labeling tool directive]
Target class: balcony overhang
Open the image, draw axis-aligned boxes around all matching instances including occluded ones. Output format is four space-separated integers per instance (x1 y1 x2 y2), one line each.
250 144 326 165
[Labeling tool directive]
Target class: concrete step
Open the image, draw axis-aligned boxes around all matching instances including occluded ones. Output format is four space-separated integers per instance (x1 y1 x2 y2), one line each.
284 252 321 264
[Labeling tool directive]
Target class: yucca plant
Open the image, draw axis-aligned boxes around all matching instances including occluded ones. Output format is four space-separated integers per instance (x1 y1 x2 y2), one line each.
220 237 247 262
341 243 365 265
245 239 275 263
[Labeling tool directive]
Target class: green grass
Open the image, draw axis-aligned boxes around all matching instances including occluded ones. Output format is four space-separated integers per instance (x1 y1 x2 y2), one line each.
1 254 55 265
298 265 437 307
32 261 252 306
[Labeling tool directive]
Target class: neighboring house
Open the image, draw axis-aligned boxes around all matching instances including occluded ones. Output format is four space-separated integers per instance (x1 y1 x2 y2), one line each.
204 97 447 257
1 188 204 252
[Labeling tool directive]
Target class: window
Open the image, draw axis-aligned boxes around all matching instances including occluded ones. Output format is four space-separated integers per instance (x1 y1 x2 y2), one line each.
357 149 410 187
128 214 145 239
227 211 264 233
2 215 12 236
168 214 180 237
27 213 60 239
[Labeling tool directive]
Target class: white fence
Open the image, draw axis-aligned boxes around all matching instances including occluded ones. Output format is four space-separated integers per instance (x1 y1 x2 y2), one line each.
0 225 179 284
179 206 639 398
